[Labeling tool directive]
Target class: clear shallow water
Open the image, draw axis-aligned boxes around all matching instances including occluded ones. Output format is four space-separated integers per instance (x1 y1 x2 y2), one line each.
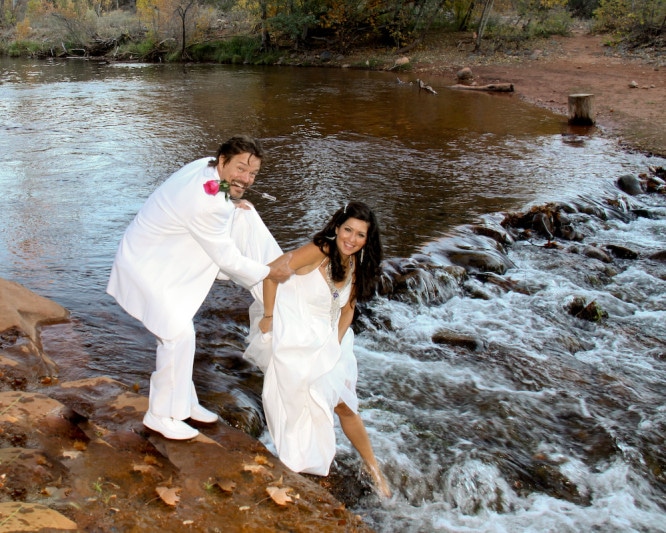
1 57 665 532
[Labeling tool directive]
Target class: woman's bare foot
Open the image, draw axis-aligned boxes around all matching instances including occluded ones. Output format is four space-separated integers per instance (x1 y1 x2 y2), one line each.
365 462 392 499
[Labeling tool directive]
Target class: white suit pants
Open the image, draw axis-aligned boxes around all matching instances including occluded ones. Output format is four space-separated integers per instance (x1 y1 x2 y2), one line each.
149 323 198 420
147 206 281 420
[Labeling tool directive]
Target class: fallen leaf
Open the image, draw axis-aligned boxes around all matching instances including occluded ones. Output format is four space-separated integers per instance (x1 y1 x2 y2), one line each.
254 454 274 467
182 520 194 525
243 463 273 478
215 480 236 492
144 455 162 466
266 486 293 506
156 486 181 506
132 464 159 475
239 505 251 511
62 450 82 460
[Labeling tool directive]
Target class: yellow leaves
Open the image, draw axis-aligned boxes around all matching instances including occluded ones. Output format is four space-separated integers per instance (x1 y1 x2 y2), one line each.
266 485 297 506
156 486 181 506
242 455 275 480
253 454 273 467
132 464 159 475
149 454 299 511
143 454 162 466
61 450 82 460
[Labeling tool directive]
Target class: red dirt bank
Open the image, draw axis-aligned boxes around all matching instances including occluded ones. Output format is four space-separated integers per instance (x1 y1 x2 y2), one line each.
408 31 665 157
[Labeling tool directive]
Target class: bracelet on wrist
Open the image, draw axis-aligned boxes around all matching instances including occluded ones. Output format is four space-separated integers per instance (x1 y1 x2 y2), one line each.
263 315 273 319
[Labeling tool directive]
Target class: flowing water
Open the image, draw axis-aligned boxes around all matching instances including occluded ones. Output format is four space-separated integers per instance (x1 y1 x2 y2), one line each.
1 57 665 532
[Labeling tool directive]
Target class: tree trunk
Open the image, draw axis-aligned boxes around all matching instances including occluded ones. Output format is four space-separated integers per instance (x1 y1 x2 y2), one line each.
177 0 195 61
568 94 595 125
475 0 494 50
459 0 476 31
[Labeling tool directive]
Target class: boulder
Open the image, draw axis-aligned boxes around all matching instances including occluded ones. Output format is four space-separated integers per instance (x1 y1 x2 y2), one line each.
616 174 644 195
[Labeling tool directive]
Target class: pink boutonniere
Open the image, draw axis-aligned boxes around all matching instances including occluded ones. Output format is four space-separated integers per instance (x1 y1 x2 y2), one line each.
203 179 230 199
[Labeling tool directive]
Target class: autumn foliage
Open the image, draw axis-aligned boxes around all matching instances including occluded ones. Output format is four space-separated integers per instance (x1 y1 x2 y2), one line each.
2 0 662 60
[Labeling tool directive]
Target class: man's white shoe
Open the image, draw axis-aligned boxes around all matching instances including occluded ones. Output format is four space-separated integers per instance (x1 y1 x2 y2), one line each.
190 403 219 423
143 412 199 440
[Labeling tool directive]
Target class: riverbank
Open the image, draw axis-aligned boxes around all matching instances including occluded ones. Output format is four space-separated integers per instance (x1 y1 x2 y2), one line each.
327 30 665 157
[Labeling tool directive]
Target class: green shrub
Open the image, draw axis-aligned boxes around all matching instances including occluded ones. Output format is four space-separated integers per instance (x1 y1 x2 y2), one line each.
6 40 46 57
592 0 633 32
213 35 262 63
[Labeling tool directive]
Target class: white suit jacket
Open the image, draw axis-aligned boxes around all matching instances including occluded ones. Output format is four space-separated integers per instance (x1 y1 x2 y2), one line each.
107 157 272 340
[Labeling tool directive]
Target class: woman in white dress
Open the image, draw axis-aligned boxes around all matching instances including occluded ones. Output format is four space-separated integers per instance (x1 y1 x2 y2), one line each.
244 201 391 497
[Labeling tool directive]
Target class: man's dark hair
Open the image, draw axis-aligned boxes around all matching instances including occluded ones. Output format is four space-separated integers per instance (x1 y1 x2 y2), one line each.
208 135 264 168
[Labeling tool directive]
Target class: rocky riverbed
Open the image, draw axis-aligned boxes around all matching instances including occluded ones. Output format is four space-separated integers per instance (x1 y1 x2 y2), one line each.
0 279 374 532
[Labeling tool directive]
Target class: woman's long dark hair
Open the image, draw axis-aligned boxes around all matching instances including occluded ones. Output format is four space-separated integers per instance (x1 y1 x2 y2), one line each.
313 201 383 303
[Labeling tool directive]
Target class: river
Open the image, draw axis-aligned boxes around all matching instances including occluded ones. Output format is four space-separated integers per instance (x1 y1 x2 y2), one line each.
1 57 665 532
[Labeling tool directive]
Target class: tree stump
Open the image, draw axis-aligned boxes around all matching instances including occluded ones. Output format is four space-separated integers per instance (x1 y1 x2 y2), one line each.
568 94 595 125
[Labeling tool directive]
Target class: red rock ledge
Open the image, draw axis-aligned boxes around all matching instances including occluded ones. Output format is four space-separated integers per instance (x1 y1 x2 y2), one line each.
0 278 373 532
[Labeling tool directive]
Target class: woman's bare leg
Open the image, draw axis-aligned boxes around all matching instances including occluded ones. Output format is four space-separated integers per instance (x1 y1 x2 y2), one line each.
335 402 391 498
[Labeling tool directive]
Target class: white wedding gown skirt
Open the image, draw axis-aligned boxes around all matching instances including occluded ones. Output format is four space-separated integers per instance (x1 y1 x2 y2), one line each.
244 266 358 476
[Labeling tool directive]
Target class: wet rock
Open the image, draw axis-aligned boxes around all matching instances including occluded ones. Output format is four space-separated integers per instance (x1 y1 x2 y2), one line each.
432 329 485 351
631 208 660 219
645 175 666 193
581 245 613 263
502 203 584 242
648 250 666 262
554 211 584 241
470 224 514 246
444 460 509 514
651 165 666 179
462 278 495 300
456 67 474 84
0 279 69 343
444 249 512 274
532 211 555 239
0 279 69 384
578 202 609 220
566 297 608 322
474 272 533 294
606 244 639 259
0 447 69 498
616 174 644 195
527 461 590 505
0 502 77 531
379 258 465 304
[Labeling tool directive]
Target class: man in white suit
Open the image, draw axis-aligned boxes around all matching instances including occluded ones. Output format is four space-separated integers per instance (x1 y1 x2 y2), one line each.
107 135 291 440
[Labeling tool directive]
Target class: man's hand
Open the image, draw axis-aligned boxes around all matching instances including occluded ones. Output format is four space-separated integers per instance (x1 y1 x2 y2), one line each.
267 252 293 283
